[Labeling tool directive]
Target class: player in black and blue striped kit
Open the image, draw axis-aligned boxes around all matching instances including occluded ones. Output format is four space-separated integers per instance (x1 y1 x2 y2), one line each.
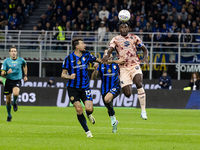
91 50 125 133
61 38 103 138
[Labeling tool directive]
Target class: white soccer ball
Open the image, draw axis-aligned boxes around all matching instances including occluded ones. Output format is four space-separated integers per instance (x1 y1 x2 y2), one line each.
118 10 131 22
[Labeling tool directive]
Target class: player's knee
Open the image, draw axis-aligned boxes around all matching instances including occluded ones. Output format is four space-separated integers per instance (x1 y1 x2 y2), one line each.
76 107 83 115
104 97 111 103
136 83 143 89
13 93 19 97
124 92 131 98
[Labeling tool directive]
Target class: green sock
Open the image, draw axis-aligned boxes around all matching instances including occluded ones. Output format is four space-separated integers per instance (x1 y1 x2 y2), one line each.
13 96 18 104
6 104 12 117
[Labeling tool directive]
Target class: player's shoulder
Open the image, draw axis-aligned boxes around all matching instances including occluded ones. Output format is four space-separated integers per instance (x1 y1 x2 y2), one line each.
128 33 139 38
82 51 91 55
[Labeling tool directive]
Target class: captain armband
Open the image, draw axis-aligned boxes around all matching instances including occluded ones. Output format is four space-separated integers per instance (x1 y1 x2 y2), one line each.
138 43 144 48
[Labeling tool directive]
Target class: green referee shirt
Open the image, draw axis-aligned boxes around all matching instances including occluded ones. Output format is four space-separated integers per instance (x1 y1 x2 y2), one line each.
1 57 26 80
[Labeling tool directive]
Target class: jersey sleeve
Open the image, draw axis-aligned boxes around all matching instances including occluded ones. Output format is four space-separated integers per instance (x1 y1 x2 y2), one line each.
1 60 7 71
62 56 69 70
21 58 27 67
88 53 96 63
109 37 116 48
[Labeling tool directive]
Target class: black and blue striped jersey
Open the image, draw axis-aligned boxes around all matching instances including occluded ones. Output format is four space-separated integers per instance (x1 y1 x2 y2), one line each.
97 63 120 95
62 51 96 89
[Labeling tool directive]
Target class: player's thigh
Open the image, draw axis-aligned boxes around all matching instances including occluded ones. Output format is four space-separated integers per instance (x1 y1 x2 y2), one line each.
12 87 20 96
67 87 81 104
120 68 133 88
73 101 83 115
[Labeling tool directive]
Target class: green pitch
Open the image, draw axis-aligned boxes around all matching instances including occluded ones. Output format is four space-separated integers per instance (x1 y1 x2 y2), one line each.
0 106 200 150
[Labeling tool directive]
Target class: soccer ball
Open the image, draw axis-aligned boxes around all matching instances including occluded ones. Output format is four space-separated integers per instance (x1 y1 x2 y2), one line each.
118 10 131 22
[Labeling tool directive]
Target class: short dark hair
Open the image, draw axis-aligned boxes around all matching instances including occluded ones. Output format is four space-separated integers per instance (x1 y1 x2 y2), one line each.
9 45 17 52
117 21 130 29
72 38 83 50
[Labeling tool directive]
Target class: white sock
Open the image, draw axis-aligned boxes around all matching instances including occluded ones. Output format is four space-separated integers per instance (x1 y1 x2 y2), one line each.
110 115 116 126
142 110 146 114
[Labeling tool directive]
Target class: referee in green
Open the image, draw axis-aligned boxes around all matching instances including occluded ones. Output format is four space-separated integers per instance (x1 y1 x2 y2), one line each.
1 46 28 122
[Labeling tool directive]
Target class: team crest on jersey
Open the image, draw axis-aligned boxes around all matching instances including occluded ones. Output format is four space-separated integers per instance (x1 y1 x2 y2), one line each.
70 96 74 101
82 57 85 61
113 65 116 69
135 66 139 70
108 68 111 73
77 60 81 65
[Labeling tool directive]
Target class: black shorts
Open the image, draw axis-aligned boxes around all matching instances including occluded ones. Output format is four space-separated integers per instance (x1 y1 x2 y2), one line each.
102 86 121 102
67 87 92 104
4 79 21 95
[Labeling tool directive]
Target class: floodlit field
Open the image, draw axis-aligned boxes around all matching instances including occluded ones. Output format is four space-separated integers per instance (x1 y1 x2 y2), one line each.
0 106 200 150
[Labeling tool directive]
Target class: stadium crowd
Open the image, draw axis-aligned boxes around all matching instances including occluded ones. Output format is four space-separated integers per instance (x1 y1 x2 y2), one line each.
0 0 200 51
0 0 38 29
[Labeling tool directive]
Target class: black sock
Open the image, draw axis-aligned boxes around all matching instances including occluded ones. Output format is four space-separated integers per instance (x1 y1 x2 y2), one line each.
104 101 115 116
77 114 89 132
86 110 93 116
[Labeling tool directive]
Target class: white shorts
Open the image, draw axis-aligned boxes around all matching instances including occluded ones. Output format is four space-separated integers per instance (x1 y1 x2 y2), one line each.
120 65 143 88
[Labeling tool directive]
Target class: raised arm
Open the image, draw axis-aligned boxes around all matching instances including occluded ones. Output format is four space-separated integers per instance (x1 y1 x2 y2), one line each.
61 69 76 80
91 63 99 80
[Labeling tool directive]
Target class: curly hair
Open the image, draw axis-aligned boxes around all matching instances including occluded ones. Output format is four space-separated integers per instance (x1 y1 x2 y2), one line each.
117 21 130 29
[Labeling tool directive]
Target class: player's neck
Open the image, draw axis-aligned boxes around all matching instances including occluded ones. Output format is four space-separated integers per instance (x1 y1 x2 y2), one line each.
74 50 82 57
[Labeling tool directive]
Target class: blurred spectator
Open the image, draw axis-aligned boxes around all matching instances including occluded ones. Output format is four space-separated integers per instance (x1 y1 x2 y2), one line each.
30 25 39 49
8 12 19 30
154 31 164 51
159 71 171 89
187 72 200 90
54 6 63 21
179 8 188 22
8 0 17 15
108 7 118 21
0 0 8 10
90 8 98 22
54 23 65 50
99 5 109 20
64 5 73 21
98 21 106 42
120 0 128 10
139 15 147 29
47 77 57 87
164 33 178 52
16 6 25 25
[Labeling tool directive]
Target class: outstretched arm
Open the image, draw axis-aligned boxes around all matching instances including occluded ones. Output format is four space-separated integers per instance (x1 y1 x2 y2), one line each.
101 47 115 63
108 58 125 65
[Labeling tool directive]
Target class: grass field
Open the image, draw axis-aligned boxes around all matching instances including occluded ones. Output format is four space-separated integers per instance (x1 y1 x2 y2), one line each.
0 106 200 150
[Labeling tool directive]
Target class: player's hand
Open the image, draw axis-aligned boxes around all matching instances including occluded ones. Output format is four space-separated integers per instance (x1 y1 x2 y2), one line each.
94 63 99 70
24 76 28 82
70 73 76 79
7 68 12 74
159 82 163 85
117 58 126 65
